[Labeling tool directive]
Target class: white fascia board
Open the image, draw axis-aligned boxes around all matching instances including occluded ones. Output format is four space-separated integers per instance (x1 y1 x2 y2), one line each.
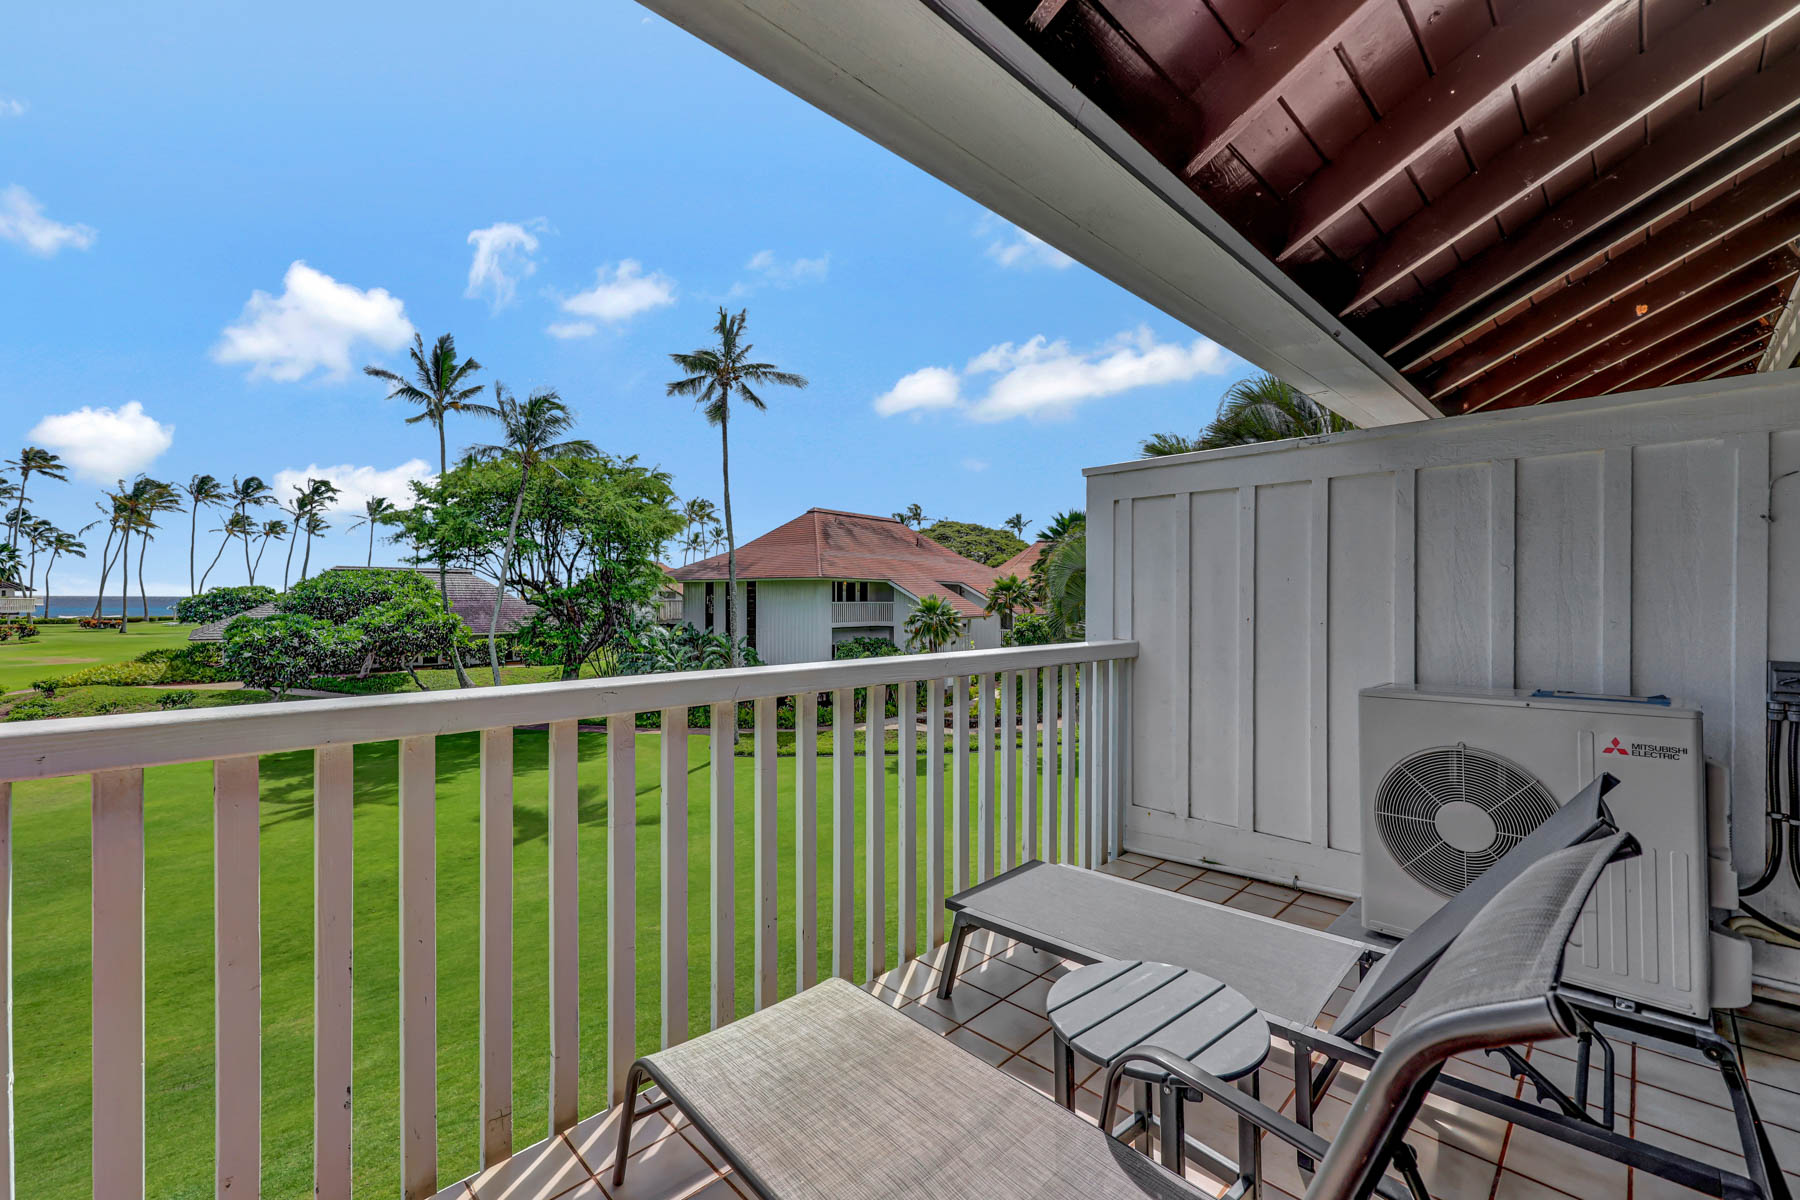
633 0 1436 427
1759 274 1800 372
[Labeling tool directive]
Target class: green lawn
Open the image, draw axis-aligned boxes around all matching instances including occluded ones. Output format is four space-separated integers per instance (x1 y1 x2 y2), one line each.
10 727 1072 1199
0 622 195 694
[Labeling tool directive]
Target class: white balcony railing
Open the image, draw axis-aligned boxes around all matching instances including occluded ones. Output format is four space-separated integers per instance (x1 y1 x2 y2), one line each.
830 600 894 624
0 639 1135 1200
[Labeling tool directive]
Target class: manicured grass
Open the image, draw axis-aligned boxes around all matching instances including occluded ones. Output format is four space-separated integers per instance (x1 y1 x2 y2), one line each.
3 683 270 721
10 727 1070 1199
310 665 563 694
0 622 197 694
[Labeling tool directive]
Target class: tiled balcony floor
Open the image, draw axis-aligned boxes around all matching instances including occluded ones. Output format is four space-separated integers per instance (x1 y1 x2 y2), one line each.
433 853 1800 1200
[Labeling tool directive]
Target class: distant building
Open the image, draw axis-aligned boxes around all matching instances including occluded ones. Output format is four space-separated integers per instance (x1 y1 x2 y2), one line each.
991 541 1048 580
0 578 37 618
670 508 1009 664
188 566 536 650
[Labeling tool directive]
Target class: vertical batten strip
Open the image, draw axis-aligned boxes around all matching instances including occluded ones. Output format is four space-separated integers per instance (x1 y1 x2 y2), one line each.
1023 669 1039 862
215 755 262 1196
659 711 688 1047
92 767 145 1200
1051 665 1065 863
754 697 779 1009
832 688 854 979
899 680 919 961
398 737 437 1199
926 680 946 946
546 721 579 1136
709 704 735 1025
951 677 970 893
865 684 888 982
978 673 995 881
479 729 514 1165
605 716 636 1106
1000 671 1017 871
314 746 355 1197
795 694 818 990
1489 459 1517 690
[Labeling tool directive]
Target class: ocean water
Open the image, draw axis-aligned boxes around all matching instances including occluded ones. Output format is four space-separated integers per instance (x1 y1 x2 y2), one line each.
36 595 183 618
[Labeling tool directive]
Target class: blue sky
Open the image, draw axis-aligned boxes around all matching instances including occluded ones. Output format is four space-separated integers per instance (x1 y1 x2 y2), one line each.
1 0 1246 594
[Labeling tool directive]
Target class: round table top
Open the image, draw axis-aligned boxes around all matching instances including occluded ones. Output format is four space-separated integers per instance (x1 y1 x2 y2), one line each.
1046 959 1269 1083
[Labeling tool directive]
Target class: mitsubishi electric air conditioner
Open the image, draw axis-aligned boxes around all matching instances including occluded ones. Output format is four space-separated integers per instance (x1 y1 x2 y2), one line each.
1360 684 1743 1020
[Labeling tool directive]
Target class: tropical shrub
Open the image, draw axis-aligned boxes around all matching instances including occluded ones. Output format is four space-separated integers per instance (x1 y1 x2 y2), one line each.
0 627 10 643
37 660 168 689
34 645 234 690
904 594 966 652
222 613 361 700
618 624 760 675
919 519 1027 567
1004 613 1061 646
4 697 54 722
175 585 277 625
156 690 199 710
279 568 437 624
832 636 901 660
347 597 470 688
12 623 37 640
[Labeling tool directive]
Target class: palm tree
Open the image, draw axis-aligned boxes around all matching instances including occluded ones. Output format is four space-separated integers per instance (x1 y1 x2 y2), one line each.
180 474 225 595
4 447 67 550
349 497 397 567
22 517 54 594
667 308 808 666
708 524 725 556
365 332 493 687
253 518 287 582
681 497 718 535
1003 512 1029 538
222 475 274 586
1141 373 1356 456
1042 528 1087 639
111 476 176 632
41 530 84 618
281 478 339 587
678 529 707 565
200 513 252 593
299 509 332 581
984 573 1032 630
893 503 928 529
464 384 596 683
905 594 966 653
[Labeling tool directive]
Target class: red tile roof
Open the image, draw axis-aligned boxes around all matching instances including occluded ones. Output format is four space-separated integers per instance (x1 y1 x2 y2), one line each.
992 542 1047 579
671 508 1000 617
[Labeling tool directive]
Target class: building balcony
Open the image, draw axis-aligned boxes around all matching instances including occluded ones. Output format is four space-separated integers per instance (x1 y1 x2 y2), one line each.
830 600 894 624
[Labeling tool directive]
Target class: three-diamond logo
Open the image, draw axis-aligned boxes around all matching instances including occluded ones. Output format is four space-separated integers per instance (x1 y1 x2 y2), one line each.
1602 737 1629 755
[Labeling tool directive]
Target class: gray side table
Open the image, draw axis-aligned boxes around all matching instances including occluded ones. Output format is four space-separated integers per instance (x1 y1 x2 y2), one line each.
1047 959 1270 1198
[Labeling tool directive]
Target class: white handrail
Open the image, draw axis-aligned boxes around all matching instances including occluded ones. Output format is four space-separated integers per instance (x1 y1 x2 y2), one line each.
0 640 1136 782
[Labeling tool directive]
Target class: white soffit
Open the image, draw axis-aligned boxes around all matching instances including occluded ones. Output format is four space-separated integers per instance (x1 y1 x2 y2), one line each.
634 0 1437 427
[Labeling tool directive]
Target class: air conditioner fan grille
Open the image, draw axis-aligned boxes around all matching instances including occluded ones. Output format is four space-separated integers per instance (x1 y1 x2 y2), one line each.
1373 744 1559 897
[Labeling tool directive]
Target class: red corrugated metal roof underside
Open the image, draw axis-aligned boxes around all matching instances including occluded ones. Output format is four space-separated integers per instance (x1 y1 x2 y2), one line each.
670 509 1002 617
984 0 1800 410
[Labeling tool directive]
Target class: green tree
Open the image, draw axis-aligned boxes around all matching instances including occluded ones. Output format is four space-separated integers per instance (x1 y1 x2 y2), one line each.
919 519 1026 568
175 585 277 625
904 594 966 653
1042 528 1087 639
4 447 67 550
365 332 493 687
983 573 1032 631
179 474 226 596
462 384 596 683
1140 373 1355 456
280 478 339 588
667 307 808 666
221 613 359 701
349 497 397 567
201 513 255 594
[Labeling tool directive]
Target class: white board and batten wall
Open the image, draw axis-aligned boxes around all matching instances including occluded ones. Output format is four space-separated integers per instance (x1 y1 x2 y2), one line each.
1086 374 1800 984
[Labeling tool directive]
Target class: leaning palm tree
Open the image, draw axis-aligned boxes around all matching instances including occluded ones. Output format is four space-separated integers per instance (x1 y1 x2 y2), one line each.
282 478 339 588
1140 373 1356 456
349 496 397 567
252 518 286 583
905 594 966 653
41 530 84 617
667 308 809 667
299 510 332 581
180 474 225 595
365 332 492 686
4 447 67 550
465 384 597 683
200 512 254 592
22 517 55 594
111 476 176 632
223 475 274 585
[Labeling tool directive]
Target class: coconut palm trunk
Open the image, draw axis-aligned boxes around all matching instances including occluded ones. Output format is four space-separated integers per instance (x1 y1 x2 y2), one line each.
283 519 301 590
719 408 739 661
117 521 130 633
488 473 527 686
9 468 29 551
90 524 117 619
137 531 150 620
188 503 200 594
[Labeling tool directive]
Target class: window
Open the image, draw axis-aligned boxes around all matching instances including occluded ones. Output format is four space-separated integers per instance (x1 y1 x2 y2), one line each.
704 582 715 632
746 581 757 650
831 581 870 603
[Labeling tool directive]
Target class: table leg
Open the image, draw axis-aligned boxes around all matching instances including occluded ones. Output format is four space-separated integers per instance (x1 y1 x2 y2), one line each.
1053 1033 1073 1110
1236 1072 1261 1200
1160 1079 1185 1172
1136 1080 1153 1152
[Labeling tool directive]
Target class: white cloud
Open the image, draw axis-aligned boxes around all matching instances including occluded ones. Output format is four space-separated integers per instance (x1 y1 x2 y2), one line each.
0 184 96 256
736 249 829 293
978 216 1072 270
552 260 675 335
465 220 543 310
874 366 961 418
873 327 1231 423
273 459 435 513
28 401 174 482
0 99 25 118
212 261 414 382
961 458 989 472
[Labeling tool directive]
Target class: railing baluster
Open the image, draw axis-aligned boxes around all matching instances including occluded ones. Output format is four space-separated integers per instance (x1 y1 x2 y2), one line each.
926 679 946 947
1109 659 1128 861
546 721 580 1136
1042 668 1058 864
1082 662 1098 868
1023 668 1039 862
978 672 995 882
659 711 687 1048
795 693 818 991
0 781 11 1200
606 716 636 1106
951 676 969 894
92 767 145 1200
710 704 735 1027
215 755 261 1195
479 729 514 1163
865 684 887 982
832 688 854 979
899 680 918 962
1060 665 1076 866
754 696 779 1009
315 746 354 1197
1000 670 1017 872
398 736 436 1199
